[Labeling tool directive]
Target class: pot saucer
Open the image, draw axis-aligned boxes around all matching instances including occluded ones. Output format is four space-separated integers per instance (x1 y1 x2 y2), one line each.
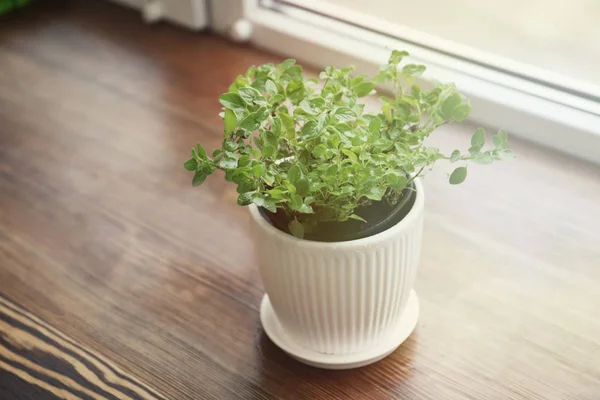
260 290 419 369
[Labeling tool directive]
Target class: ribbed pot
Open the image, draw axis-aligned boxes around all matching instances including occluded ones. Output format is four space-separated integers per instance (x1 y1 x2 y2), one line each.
250 178 424 356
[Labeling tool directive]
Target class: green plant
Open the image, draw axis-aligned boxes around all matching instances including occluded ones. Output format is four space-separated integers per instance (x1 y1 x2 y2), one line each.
185 50 513 237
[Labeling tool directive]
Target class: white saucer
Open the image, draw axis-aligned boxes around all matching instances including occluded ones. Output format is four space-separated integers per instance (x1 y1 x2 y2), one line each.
260 290 419 369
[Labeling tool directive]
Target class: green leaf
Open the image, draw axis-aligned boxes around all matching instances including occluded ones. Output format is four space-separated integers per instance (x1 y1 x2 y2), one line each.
449 166 467 185
270 94 285 105
339 185 354 196
246 65 258 79
382 102 392 122
223 140 238 152
402 64 426 76
252 194 266 207
389 50 409 65
493 129 508 148
184 158 197 171
394 104 411 121
224 109 237 134
297 99 316 115
256 106 269 122
237 192 254 206
411 84 421 98
271 117 282 136
265 79 278 95
236 178 254 194
498 129 508 142
311 98 326 111
277 59 296 73
312 144 328 159
385 172 408 190
262 200 277 213
239 112 261 131
496 148 515 160
286 81 305 105
452 103 471 121
366 186 386 201
468 146 482 154
349 214 367 223
287 165 301 184
218 157 238 170
235 74 249 86
262 145 275 159
334 108 356 123
450 150 461 163
263 173 275 186
298 204 313 214
192 170 208 186
252 164 265 177
228 81 238 93
251 77 267 93
286 182 296 195
212 148 223 157
368 118 382 133
282 65 303 82
288 219 304 239
441 93 462 119
335 123 351 133
354 82 375 97
289 194 303 211
351 75 367 86
238 155 251 167
195 143 207 159
218 93 246 111
399 95 418 108
261 130 277 149
296 177 309 196
238 86 265 105
341 149 358 161
267 187 285 197
300 120 320 139
471 128 485 148
472 152 494 165
279 112 295 136
492 135 503 148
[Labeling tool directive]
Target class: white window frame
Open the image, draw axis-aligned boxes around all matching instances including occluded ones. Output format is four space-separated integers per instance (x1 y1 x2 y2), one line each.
108 0 209 29
211 0 600 164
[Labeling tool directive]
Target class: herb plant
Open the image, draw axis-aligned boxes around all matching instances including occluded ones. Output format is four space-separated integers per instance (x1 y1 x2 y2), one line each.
185 50 513 237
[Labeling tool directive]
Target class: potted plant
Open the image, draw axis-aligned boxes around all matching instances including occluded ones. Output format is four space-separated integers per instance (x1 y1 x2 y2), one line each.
185 50 513 369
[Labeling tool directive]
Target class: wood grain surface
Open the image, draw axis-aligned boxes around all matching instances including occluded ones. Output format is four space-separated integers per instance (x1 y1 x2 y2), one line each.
1 1 600 399
0 295 166 400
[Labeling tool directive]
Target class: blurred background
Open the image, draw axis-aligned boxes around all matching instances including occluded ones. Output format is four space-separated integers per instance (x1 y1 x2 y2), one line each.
320 0 600 85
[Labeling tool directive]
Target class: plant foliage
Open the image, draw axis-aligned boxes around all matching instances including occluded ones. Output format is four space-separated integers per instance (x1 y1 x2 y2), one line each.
185 50 513 235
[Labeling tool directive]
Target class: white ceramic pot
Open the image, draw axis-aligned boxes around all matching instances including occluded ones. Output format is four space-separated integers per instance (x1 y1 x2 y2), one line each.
250 178 424 369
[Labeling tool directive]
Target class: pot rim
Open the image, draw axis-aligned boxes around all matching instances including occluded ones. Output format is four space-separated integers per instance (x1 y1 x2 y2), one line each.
249 178 424 249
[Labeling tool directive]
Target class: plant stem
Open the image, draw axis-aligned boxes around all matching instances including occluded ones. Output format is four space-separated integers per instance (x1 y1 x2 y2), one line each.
407 166 425 185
